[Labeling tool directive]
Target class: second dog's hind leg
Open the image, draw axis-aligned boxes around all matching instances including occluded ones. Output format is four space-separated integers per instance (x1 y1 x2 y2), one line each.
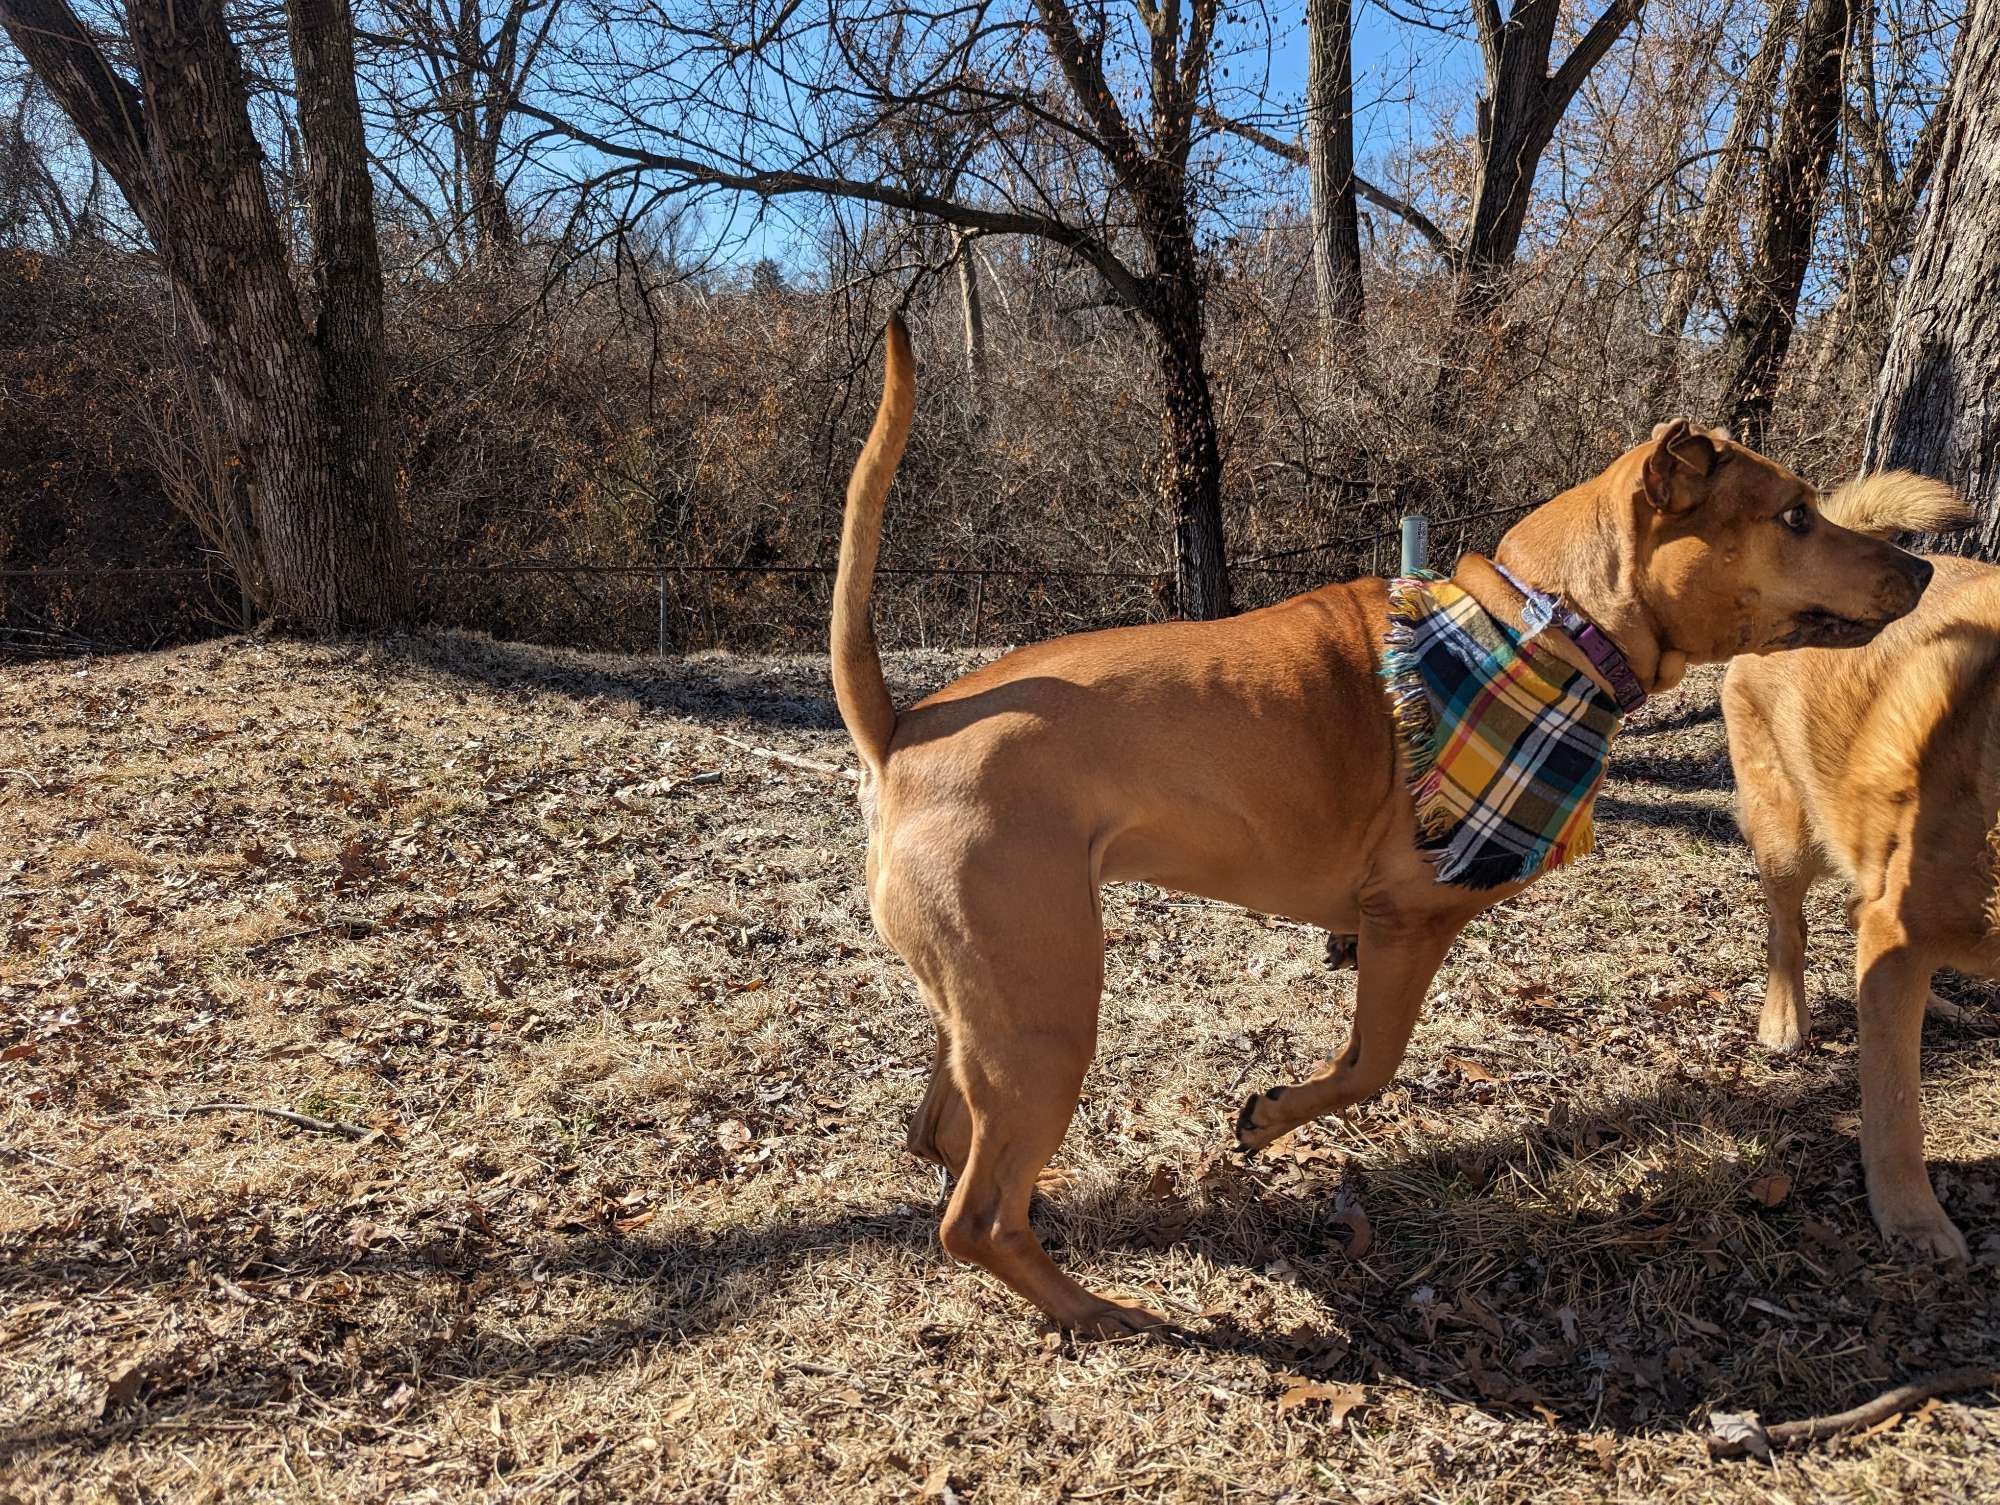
1236 916 1462 1153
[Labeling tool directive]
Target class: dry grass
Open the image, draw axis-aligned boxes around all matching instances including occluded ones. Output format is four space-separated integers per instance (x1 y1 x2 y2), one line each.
3 631 1999 1503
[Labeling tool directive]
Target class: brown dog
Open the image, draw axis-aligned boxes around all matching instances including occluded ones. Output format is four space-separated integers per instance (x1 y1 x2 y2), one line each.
1724 473 1989 1262
833 317 1934 1333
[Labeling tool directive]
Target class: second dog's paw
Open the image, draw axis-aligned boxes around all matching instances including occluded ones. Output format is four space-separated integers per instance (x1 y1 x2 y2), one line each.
1756 1012 1807 1055
1877 1205 1971 1265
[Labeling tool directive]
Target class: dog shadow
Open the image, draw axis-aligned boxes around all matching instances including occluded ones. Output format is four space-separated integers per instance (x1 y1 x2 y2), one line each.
8 1032 1998 1464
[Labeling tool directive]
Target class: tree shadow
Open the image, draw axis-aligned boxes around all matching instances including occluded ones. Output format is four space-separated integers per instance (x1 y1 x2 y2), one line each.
353 630 973 736
7 1041 1998 1464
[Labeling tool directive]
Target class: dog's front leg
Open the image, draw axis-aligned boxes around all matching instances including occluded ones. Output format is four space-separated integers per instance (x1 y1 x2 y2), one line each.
1235 915 1464 1154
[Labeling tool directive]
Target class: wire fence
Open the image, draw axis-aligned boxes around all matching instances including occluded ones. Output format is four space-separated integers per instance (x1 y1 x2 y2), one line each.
0 498 1543 657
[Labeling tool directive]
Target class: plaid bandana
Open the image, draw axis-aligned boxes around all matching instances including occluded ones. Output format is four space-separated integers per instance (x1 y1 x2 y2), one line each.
1382 573 1624 889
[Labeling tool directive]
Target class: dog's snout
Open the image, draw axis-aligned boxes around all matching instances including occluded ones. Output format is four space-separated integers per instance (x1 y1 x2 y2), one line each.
1909 556 1935 595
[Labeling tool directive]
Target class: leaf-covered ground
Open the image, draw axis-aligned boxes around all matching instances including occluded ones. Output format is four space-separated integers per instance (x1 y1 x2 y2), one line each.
3 632 1999 1503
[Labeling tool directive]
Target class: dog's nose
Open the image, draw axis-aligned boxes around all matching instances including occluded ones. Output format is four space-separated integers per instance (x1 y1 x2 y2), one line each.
1910 556 1935 595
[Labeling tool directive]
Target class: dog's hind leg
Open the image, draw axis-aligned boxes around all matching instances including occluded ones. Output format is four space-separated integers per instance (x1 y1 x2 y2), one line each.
1853 907 1969 1262
907 1008 971 1176
1727 689 1824 1052
883 849 1161 1336
1235 916 1461 1154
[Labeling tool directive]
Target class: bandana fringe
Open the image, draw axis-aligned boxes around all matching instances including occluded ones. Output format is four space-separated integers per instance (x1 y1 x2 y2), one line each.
1381 578 1456 844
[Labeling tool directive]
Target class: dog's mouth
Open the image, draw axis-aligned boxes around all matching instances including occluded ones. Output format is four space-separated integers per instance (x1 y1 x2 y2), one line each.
1780 610 1889 648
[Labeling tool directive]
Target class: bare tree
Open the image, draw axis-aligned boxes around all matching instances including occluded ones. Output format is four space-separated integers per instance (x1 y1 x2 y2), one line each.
0 0 411 631
1456 0 1646 320
1644 0 1795 411
1718 0 1854 445
1863 0 2000 552
499 0 1265 618
1811 1 1960 377
361 0 560 269
1306 0 1362 333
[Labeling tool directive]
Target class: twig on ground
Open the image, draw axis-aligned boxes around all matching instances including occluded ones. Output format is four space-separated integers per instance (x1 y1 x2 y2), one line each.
245 917 376 957
1709 1369 2000 1458
0 768 44 790
709 731 857 781
184 1101 379 1143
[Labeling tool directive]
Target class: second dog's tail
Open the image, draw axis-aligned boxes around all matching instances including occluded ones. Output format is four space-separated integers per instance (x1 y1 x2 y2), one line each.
1820 471 1973 539
831 314 915 777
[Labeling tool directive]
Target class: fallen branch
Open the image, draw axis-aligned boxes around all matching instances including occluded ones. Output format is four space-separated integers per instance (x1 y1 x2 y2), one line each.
185 1101 378 1143
709 731 857 781
0 767 44 790
1708 1368 2000 1458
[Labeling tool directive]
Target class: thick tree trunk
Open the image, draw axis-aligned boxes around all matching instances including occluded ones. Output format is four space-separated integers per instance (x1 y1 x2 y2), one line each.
1145 236 1229 618
1457 3 1564 320
1157 319 1230 622
287 0 411 626
1305 0 1363 334
1 0 411 632
1862 0 2000 556
1719 0 1853 446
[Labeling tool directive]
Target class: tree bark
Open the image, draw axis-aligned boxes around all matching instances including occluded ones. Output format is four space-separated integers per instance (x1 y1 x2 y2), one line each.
1719 0 1854 446
1151 286 1230 621
287 0 411 626
1305 0 1363 334
0 0 411 632
1862 0 2000 556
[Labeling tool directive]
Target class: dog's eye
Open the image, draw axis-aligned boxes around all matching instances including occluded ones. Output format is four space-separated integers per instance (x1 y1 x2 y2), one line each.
1780 504 1811 533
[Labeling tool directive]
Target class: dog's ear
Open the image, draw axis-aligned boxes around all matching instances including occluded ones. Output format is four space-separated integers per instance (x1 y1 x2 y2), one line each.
1643 419 1729 513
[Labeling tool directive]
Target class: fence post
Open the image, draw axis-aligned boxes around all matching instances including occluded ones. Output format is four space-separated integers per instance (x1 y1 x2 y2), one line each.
1400 514 1429 575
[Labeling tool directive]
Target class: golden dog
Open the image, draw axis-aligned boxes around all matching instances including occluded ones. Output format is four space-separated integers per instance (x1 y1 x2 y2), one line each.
1724 472 1989 1262
834 317 1934 1333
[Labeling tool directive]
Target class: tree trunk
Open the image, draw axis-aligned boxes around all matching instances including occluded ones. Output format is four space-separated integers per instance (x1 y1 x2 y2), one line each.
954 230 987 418
1862 0 2000 555
1143 234 1229 618
1 0 411 632
1451 0 1640 321
1719 0 1853 446
1157 315 1230 621
1646 0 1795 411
286 0 411 626
1305 0 1363 334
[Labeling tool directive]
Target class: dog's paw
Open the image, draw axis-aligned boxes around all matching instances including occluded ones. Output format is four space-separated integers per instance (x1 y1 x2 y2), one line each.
1066 1296 1170 1340
1876 1204 1971 1265
1323 933 1358 971
1756 1009 1808 1055
1234 1085 1288 1155
1924 990 1965 1024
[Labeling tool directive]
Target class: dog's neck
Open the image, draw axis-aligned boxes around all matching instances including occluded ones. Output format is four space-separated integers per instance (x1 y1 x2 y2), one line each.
1476 475 1691 694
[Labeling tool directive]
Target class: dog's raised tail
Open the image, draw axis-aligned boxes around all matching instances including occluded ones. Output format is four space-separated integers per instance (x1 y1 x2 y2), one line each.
832 313 915 777
1820 470 1973 540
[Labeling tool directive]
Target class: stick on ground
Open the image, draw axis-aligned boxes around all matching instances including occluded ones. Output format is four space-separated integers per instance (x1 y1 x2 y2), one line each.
184 1101 377 1142
1709 1369 2000 1457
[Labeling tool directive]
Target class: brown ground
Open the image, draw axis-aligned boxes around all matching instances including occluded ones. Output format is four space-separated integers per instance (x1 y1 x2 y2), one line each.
3 633 1998 1503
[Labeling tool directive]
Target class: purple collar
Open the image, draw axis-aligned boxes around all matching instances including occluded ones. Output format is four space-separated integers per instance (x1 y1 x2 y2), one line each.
1491 562 1648 714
